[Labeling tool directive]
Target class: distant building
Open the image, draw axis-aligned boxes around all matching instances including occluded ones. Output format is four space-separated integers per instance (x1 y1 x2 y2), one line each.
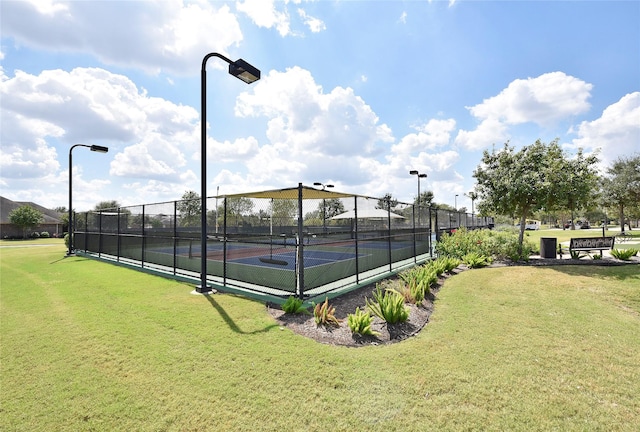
0 196 64 238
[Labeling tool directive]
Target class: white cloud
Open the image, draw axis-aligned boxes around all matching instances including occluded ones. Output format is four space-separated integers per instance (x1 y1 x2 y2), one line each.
455 72 593 150
298 8 326 33
568 92 640 167
392 119 456 154
0 67 199 184
0 1 243 75
236 66 393 159
237 0 292 36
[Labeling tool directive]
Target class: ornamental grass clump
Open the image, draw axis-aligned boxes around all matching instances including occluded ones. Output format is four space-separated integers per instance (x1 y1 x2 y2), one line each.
313 297 341 327
282 296 309 315
366 284 409 324
462 252 491 268
610 248 638 261
398 265 436 304
347 307 380 336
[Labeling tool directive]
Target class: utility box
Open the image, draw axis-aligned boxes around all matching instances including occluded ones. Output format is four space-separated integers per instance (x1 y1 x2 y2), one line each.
540 237 557 259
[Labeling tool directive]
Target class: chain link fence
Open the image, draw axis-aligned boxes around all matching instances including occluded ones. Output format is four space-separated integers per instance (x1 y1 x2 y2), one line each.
73 184 493 302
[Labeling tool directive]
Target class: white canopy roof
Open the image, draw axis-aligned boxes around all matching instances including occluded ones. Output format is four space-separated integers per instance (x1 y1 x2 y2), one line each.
330 208 405 220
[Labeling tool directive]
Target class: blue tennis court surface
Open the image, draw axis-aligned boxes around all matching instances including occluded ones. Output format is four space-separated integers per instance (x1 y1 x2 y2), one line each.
230 249 364 269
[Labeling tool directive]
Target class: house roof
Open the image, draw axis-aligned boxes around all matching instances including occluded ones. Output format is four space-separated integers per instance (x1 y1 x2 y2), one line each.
0 196 63 224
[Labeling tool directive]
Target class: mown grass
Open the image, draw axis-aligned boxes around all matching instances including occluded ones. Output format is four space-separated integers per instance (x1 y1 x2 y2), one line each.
1 241 639 431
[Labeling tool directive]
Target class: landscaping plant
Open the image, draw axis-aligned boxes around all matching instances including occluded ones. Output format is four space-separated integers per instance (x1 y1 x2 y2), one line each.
462 252 491 268
610 248 639 260
347 307 380 336
282 295 309 314
366 284 409 324
313 297 340 326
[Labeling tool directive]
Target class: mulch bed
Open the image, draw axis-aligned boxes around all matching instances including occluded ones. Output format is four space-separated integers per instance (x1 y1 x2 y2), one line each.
266 256 639 347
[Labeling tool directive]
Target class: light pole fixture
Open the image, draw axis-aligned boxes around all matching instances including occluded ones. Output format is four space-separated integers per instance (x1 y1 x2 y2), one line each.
198 53 260 294
455 194 459 211
409 170 427 226
67 144 109 256
313 182 334 233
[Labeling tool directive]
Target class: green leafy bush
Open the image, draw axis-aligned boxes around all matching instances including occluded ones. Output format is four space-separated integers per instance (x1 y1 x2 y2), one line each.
435 227 533 262
40 231 50 238
282 296 309 315
30 232 40 238
570 250 585 260
610 248 638 260
366 284 409 324
462 252 491 268
347 307 379 336
398 265 437 304
313 297 340 326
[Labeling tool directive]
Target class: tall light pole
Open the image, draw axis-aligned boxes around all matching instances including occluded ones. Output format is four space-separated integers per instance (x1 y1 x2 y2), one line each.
67 144 109 256
455 194 459 211
313 182 334 233
409 170 427 226
198 53 260 293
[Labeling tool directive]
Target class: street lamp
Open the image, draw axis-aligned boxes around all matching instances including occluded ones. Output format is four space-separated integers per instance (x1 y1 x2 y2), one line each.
313 182 334 233
409 170 427 226
454 194 459 211
198 53 260 294
67 144 109 256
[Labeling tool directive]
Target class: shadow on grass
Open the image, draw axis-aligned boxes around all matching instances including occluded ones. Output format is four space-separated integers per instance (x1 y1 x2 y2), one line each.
203 294 280 335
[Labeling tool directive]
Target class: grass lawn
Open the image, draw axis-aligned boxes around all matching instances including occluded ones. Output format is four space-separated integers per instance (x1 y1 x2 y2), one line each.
1 241 639 431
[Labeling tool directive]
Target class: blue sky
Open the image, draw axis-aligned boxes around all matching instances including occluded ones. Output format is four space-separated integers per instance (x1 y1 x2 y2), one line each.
1 0 639 212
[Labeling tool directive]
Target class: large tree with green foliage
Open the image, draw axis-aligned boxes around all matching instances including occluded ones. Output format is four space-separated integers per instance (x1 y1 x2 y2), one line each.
177 190 201 227
473 139 599 255
601 155 640 232
9 205 44 238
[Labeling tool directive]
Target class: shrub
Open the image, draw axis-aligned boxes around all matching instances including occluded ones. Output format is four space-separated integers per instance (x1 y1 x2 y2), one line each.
610 248 638 261
64 233 70 249
462 252 491 268
590 253 602 260
282 296 309 314
570 250 585 260
436 227 533 262
366 284 409 324
31 232 40 238
40 231 50 238
347 307 379 336
313 298 340 326
398 265 437 304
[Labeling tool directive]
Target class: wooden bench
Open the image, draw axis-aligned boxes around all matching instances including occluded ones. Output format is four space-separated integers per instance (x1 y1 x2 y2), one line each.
569 237 615 254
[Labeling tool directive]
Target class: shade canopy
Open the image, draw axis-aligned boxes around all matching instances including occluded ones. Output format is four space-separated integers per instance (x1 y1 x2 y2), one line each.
330 208 405 220
222 185 353 200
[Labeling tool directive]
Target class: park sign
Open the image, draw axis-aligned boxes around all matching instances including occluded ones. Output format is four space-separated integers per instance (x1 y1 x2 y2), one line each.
569 237 615 252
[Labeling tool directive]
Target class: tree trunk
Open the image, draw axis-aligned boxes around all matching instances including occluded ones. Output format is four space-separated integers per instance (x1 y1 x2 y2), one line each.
518 213 527 257
619 204 625 233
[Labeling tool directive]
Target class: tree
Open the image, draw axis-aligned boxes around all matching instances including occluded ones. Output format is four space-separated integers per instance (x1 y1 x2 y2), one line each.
94 200 121 211
414 190 434 208
376 193 398 210
553 149 600 230
271 199 297 226
465 191 479 215
176 190 201 227
473 139 599 255
601 155 640 232
318 198 345 220
9 205 44 238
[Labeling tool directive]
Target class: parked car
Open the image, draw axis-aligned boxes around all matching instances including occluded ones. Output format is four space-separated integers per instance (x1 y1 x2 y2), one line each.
580 222 591 229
